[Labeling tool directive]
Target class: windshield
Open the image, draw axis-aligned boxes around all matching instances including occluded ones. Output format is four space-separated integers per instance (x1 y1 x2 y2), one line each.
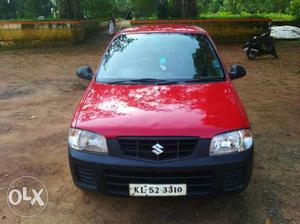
96 33 225 83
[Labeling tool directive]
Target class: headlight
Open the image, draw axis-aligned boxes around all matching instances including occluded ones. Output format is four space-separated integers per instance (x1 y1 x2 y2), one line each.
68 128 108 154
209 129 253 156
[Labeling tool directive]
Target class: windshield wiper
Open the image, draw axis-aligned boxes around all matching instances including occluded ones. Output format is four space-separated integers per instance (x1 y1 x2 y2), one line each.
131 78 166 83
185 77 224 83
107 78 178 85
155 81 178 85
106 80 136 84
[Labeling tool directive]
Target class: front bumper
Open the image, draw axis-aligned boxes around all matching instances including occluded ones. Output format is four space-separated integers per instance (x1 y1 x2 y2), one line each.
69 147 253 197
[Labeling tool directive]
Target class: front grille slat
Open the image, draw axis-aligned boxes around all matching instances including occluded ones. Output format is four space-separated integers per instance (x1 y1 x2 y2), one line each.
77 175 95 181
119 137 198 161
189 183 213 187
106 174 213 180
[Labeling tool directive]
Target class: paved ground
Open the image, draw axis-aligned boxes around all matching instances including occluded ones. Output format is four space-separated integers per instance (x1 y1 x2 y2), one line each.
0 33 299 224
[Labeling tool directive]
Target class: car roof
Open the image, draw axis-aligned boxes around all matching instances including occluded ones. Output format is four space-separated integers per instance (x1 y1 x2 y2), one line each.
120 24 208 35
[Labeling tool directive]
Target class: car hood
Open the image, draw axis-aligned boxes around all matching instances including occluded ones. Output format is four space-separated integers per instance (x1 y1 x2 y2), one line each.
75 81 245 138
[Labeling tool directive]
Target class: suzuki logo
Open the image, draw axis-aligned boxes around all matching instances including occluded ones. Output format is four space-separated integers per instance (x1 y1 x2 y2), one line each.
152 143 164 155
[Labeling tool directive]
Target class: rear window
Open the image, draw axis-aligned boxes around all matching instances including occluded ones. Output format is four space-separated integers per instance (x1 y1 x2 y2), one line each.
96 33 224 82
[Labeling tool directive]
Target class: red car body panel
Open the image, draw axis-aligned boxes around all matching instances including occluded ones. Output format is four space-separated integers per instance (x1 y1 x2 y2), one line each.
73 81 249 139
71 25 250 139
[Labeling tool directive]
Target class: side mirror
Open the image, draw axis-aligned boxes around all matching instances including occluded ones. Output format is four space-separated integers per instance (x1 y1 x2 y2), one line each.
229 65 246 80
76 66 94 80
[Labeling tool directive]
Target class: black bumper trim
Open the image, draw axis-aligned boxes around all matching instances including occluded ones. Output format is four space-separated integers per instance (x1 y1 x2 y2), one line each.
69 147 253 197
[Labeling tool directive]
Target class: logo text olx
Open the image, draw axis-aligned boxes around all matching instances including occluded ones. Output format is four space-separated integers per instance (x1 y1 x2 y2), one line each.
8 187 45 206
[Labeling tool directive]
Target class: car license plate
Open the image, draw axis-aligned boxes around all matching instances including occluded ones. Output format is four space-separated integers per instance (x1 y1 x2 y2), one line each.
129 184 186 197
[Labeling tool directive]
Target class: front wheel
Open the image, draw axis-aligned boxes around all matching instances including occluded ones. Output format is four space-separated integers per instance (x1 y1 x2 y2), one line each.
247 51 256 60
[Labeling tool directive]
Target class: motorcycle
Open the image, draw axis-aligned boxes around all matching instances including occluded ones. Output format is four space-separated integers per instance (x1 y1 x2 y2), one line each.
244 25 278 60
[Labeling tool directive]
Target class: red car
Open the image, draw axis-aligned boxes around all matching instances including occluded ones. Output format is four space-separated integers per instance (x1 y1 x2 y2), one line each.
68 25 253 197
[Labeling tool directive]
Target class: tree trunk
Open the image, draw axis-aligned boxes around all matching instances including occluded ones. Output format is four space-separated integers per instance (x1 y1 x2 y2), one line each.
171 0 198 18
59 0 82 19
157 0 169 19
171 0 181 18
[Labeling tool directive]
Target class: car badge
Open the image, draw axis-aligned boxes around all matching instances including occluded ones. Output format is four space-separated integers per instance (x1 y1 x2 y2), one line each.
152 143 164 156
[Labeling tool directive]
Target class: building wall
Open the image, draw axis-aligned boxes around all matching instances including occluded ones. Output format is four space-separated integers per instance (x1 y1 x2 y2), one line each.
0 20 103 49
130 19 272 42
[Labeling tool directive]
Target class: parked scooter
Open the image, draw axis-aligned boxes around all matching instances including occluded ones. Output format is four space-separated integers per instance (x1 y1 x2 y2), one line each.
244 25 278 60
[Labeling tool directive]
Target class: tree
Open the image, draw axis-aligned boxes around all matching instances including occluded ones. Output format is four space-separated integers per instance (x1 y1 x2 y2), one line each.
0 0 53 19
197 0 210 13
0 0 297 20
223 0 240 14
80 0 113 19
208 0 223 13
170 0 181 17
112 0 131 17
171 0 198 18
157 0 169 18
19 0 53 18
0 0 17 19
130 0 157 18
58 0 82 19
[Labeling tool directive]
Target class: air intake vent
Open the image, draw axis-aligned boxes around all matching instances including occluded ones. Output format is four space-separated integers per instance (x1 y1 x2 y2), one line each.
75 166 97 188
223 168 245 192
105 169 214 196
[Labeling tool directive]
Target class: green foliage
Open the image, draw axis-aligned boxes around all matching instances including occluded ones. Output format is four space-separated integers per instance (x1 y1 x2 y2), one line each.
112 0 131 17
208 0 223 13
0 0 53 19
290 0 300 17
127 0 199 19
80 0 112 19
0 0 17 19
0 0 298 20
220 0 291 14
222 0 240 14
80 0 131 19
130 0 157 18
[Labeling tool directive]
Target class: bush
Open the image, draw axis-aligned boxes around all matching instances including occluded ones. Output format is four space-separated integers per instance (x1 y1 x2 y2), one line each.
198 12 295 21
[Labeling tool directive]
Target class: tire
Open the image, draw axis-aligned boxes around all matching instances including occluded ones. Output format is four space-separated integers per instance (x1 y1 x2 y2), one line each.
247 51 256 60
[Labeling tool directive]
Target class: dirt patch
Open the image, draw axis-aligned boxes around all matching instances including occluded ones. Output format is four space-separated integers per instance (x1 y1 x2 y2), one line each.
0 33 299 224
0 87 33 100
32 78 86 90
0 123 12 133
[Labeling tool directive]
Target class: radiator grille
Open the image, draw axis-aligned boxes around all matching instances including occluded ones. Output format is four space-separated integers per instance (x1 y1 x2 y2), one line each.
118 138 198 161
